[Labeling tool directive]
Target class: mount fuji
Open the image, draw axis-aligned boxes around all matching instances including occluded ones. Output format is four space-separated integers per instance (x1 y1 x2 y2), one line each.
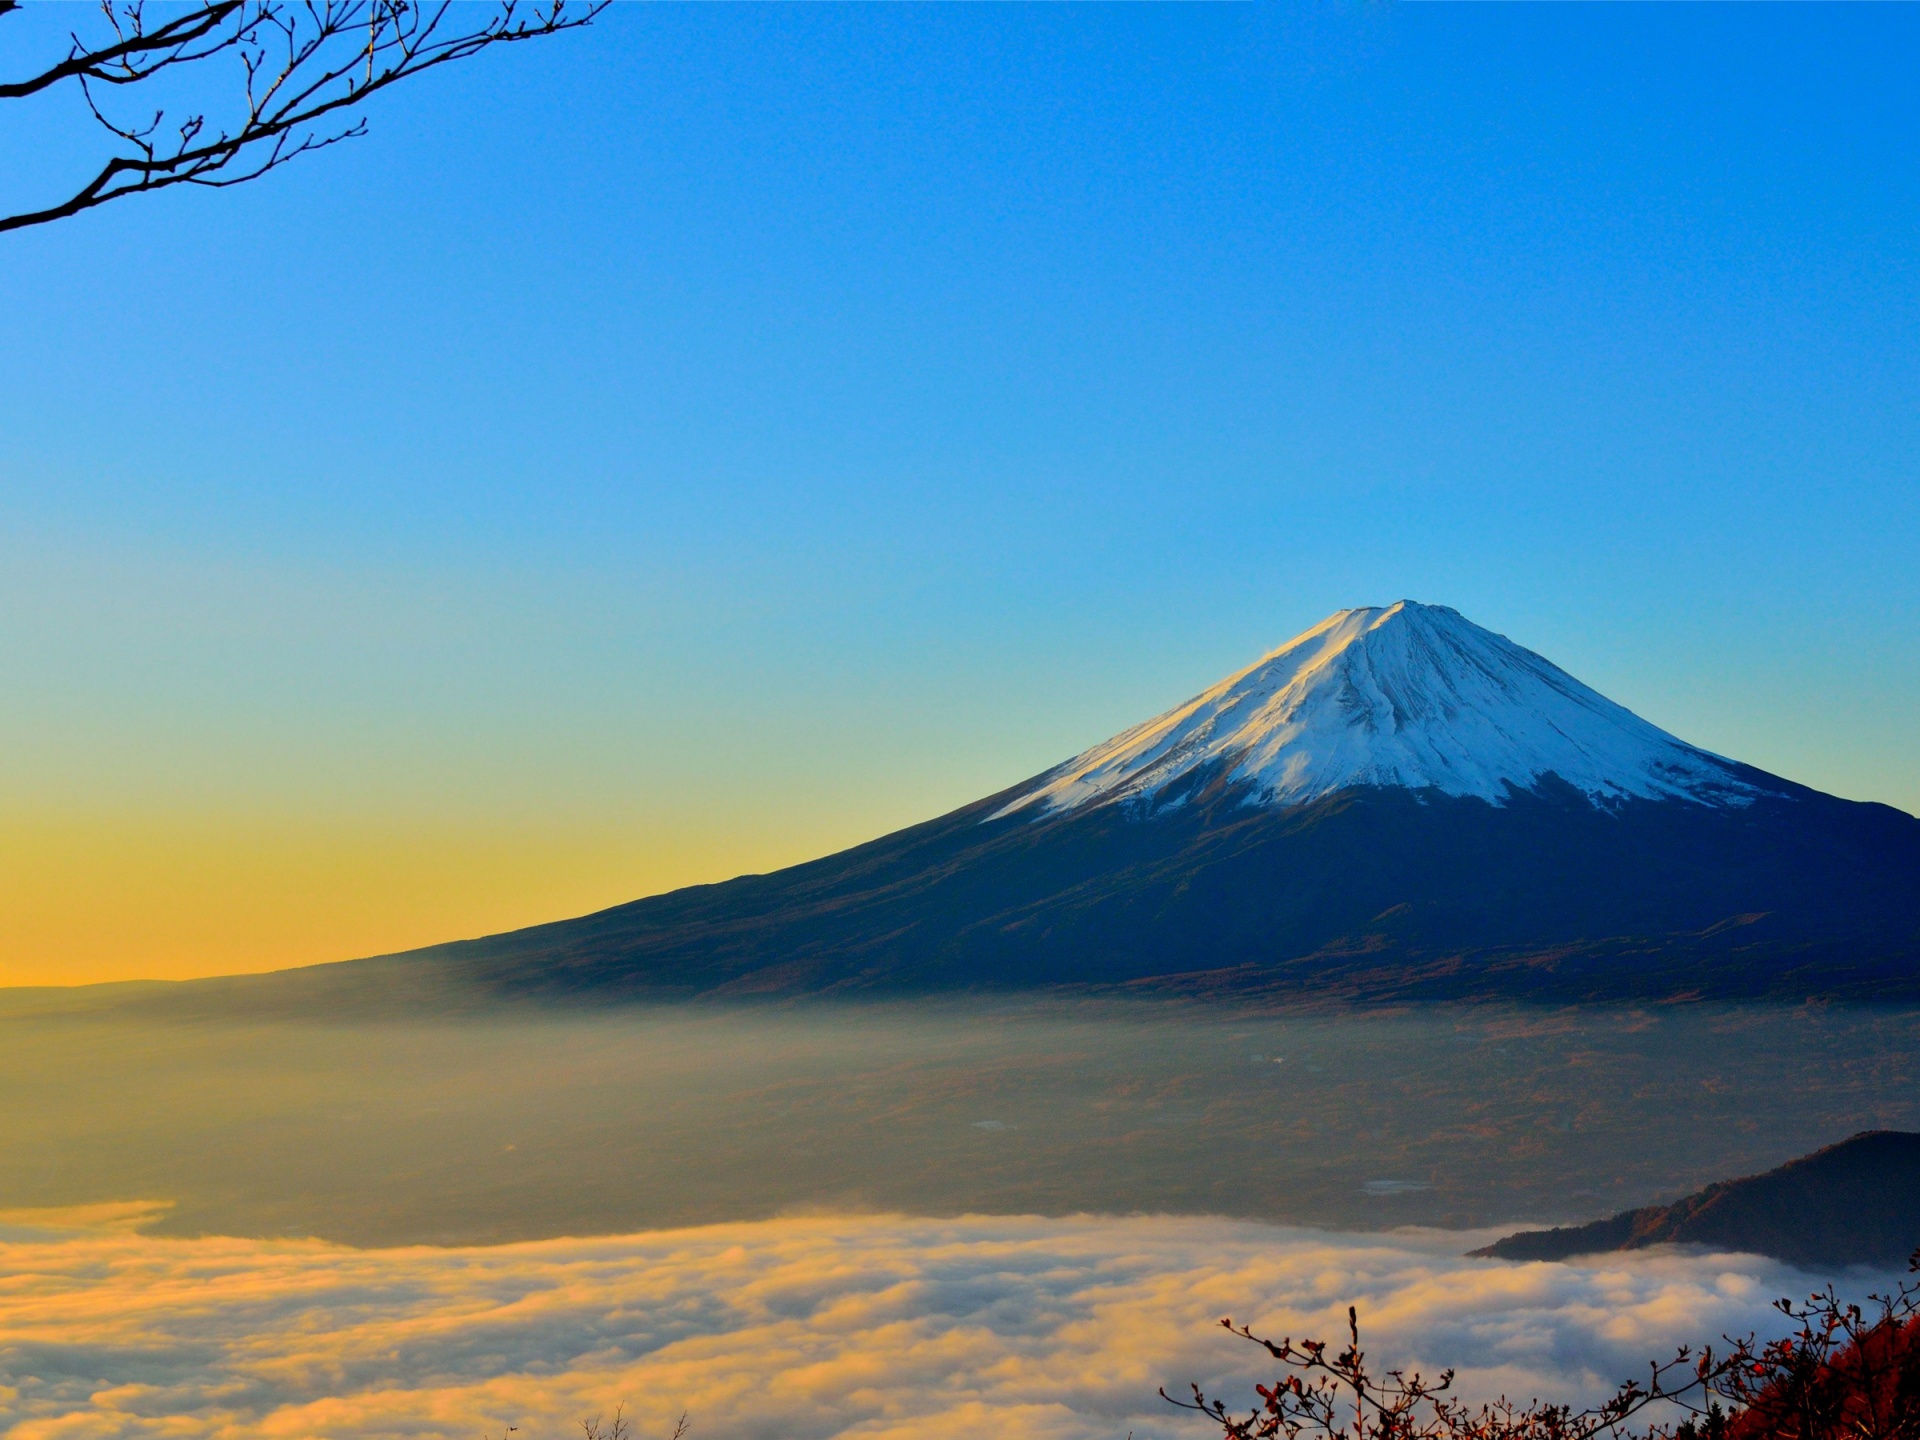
286 603 1920 1004
996 602 1754 818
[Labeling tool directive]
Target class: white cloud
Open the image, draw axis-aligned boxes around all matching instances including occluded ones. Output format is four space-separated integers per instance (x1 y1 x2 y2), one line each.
0 1212 1857 1440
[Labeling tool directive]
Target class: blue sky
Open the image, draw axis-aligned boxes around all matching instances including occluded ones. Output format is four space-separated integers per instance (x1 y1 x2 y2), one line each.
2 3 1916 980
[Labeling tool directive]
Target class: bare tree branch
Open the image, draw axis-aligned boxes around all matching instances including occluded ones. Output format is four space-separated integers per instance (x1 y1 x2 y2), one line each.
0 0 604 234
0 1 250 101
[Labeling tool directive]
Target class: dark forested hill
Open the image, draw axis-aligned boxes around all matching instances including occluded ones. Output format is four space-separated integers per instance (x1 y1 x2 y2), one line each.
1475 1131 1920 1269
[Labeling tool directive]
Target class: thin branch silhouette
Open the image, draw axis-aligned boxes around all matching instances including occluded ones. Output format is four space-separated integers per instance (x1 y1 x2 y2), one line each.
0 0 603 233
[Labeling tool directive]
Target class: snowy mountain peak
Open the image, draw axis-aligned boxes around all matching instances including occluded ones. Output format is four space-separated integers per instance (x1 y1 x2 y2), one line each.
996 601 1755 820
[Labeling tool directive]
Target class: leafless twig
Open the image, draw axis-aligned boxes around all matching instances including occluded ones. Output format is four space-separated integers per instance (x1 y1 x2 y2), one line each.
0 0 604 234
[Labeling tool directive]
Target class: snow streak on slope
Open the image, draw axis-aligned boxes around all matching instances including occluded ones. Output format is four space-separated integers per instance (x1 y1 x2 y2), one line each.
999 602 1754 819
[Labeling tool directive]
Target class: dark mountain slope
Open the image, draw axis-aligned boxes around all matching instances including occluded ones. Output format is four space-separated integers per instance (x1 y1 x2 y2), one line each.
129 602 1920 1011
307 763 1920 1004
1475 1131 1920 1269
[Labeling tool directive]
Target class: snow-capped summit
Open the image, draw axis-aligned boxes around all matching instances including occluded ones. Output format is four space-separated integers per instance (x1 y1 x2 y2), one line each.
997 601 1754 819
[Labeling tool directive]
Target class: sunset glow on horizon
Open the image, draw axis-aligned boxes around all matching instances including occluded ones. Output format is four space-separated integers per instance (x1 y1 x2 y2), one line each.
4 4 1917 987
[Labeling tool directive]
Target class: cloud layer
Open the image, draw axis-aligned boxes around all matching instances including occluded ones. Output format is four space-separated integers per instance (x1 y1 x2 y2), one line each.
0 1212 1843 1440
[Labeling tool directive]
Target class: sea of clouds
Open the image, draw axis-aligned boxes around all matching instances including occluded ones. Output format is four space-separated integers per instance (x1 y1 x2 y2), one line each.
0 1208 1850 1440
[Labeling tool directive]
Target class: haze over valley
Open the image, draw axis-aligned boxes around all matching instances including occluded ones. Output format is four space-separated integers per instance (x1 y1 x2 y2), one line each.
3 997 1917 1247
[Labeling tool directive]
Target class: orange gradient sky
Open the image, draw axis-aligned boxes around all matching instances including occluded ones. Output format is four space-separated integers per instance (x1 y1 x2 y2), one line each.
5 5 1917 987
1 811 826 987
4 533 1916 985
2 537 1916 986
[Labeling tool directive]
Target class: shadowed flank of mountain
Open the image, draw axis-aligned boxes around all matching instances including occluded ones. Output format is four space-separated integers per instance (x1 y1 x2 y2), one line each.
1473 1131 1920 1269
111 767 1920 1018
69 603 1920 1015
